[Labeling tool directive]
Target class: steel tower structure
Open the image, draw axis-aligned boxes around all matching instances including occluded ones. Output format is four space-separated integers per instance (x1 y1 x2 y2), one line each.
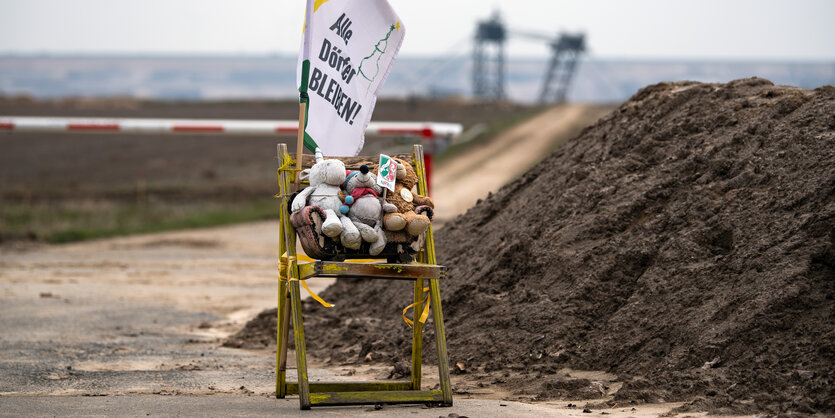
472 12 507 100
537 34 585 103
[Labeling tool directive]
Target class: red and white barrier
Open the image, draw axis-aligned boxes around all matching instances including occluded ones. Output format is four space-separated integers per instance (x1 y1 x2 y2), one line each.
0 116 462 138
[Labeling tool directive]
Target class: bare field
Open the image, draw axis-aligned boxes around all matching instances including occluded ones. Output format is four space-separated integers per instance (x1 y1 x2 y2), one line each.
1 98 584 242
0 97 541 198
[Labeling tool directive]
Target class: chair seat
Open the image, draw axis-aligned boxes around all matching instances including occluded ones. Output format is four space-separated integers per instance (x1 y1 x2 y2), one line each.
298 260 445 281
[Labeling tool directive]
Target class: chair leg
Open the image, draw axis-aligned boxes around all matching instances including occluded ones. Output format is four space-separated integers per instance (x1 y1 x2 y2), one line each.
289 279 311 410
276 284 290 398
429 278 453 406
410 278 425 390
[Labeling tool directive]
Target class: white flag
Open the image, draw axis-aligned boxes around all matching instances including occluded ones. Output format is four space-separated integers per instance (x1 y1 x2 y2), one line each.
297 0 405 156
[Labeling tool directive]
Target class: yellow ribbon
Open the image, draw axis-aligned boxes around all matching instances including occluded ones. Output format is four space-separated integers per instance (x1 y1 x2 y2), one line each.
276 157 302 173
279 254 289 282
280 253 334 308
276 158 304 197
300 280 334 308
402 287 431 328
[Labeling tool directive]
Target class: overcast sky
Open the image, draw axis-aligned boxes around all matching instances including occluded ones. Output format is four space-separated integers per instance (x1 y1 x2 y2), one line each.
1 0 834 60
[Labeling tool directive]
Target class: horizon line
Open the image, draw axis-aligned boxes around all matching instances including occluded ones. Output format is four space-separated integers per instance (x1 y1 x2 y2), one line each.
0 52 833 64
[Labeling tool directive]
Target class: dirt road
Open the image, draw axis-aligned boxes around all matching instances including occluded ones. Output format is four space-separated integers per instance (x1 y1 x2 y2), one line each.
0 223 293 396
0 104 697 415
433 104 609 222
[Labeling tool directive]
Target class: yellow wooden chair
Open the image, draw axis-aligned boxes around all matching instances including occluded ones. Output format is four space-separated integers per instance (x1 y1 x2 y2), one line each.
275 143 452 410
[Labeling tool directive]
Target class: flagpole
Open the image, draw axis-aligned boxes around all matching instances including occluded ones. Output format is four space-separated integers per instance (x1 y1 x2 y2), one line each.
294 101 307 191
294 0 314 191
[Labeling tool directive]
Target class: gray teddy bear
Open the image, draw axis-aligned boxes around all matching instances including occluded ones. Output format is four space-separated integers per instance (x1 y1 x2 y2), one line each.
340 165 389 256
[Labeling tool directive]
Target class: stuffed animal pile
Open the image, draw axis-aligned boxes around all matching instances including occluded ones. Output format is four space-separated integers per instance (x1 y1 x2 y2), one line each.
290 150 434 258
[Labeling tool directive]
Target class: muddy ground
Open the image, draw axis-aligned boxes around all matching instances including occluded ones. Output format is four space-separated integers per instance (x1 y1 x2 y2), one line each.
0 222 689 416
235 79 834 415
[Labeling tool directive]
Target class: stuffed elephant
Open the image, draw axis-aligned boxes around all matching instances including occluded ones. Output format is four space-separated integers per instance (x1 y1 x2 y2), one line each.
291 148 361 250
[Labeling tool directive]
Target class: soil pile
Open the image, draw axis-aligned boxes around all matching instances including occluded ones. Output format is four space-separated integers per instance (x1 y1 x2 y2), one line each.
232 79 834 414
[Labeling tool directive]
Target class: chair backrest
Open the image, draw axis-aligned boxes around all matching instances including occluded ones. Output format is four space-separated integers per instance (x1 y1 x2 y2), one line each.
299 153 413 174
278 144 430 197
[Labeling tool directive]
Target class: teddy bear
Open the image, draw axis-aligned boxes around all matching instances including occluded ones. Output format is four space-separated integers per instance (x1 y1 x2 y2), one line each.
339 164 387 256
380 158 434 236
291 148 361 250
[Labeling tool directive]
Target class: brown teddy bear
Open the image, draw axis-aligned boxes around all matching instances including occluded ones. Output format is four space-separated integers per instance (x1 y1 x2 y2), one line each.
380 158 434 236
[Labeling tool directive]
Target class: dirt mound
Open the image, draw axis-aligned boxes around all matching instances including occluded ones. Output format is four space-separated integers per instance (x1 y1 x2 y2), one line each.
224 309 277 349
232 79 834 414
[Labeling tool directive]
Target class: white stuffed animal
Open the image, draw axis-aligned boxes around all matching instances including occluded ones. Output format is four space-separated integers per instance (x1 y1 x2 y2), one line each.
291 148 361 250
